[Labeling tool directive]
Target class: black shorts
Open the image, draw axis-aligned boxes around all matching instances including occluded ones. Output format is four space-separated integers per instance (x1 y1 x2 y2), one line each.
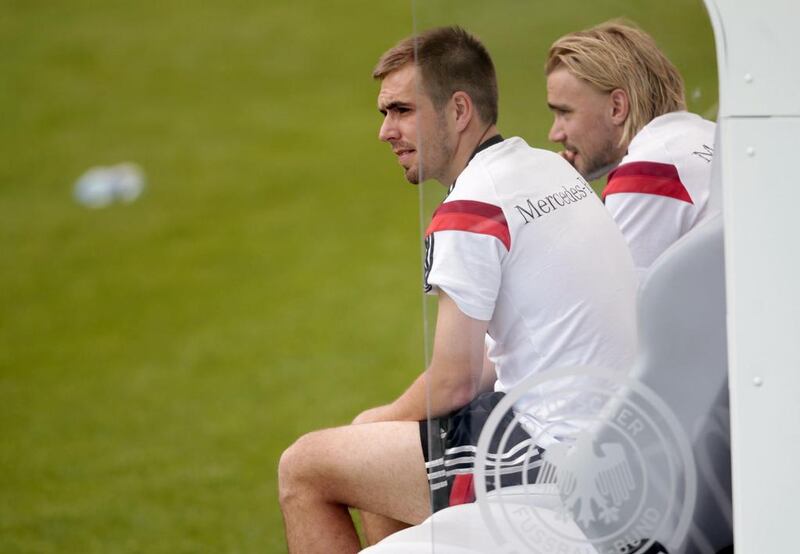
419 391 543 512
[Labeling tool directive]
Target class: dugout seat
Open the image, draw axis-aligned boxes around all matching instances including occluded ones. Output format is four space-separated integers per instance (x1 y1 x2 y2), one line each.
362 202 733 552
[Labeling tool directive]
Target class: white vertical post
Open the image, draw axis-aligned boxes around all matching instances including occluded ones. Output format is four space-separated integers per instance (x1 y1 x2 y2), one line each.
704 1 800 550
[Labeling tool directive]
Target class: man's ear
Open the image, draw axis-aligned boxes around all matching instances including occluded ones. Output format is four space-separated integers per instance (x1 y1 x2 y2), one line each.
609 88 629 126
451 91 474 132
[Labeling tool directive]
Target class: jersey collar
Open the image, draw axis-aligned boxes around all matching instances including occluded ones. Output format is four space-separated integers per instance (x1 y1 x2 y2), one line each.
447 135 505 195
469 134 504 162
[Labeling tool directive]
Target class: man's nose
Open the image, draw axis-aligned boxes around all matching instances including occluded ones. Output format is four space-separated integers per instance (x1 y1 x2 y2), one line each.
548 119 565 143
379 116 398 143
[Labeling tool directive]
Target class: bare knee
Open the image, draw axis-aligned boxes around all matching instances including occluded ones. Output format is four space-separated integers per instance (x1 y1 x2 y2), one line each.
278 433 316 507
279 429 338 508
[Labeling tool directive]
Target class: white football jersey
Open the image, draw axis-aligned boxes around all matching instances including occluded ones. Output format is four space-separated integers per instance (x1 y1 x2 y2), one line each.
425 137 638 443
603 111 717 275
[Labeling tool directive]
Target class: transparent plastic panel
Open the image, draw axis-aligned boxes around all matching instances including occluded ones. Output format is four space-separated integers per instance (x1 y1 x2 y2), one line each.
395 2 729 553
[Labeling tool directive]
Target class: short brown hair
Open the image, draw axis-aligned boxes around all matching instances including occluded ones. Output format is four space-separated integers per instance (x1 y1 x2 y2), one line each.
373 26 498 125
546 20 686 146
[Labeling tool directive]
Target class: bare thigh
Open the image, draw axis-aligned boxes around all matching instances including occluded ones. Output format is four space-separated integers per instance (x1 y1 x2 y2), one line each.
289 420 431 525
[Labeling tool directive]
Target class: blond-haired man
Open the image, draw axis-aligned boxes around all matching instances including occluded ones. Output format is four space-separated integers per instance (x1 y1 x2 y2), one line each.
278 26 637 553
546 21 716 274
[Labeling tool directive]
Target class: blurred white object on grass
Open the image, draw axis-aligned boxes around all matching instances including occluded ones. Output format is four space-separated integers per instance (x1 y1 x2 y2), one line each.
73 163 146 208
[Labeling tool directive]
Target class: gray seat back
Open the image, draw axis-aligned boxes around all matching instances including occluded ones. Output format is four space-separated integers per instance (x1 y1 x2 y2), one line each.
631 213 732 553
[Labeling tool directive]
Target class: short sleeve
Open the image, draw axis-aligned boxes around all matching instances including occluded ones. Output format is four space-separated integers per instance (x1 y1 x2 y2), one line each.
605 192 692 270
424 230 506 321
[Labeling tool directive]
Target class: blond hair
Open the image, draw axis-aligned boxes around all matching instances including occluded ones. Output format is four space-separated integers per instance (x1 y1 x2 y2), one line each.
373 26 498 125
546 20 686 147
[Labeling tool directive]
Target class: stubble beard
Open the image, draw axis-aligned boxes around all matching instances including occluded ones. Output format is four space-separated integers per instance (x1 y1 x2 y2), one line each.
405 165 420 185
409 121 453 185
578 137 624 181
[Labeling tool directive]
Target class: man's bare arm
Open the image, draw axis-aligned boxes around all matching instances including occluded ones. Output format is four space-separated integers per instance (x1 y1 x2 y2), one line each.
478 341 498 394
353 291 488 424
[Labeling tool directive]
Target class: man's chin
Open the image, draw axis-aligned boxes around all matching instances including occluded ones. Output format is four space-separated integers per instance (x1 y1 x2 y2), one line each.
404 168 420 185
581 160 620 182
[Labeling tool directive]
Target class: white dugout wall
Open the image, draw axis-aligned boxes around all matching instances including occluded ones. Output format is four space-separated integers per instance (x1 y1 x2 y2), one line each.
705 0 800 551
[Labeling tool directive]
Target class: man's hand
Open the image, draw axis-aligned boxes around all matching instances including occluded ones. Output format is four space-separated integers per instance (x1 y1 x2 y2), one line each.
352 405 394 425
559 149 577 165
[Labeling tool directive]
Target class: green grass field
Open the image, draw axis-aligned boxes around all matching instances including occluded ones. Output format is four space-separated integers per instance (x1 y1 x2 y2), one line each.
1 1 715 552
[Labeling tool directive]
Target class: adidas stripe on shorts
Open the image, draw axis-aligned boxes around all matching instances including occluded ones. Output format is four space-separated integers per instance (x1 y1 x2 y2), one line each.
419 391 544 512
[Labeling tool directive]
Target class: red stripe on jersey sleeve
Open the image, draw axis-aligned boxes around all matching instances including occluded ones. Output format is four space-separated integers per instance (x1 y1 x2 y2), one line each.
449 473 476 506
603 161 693 204
425 200 511 250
